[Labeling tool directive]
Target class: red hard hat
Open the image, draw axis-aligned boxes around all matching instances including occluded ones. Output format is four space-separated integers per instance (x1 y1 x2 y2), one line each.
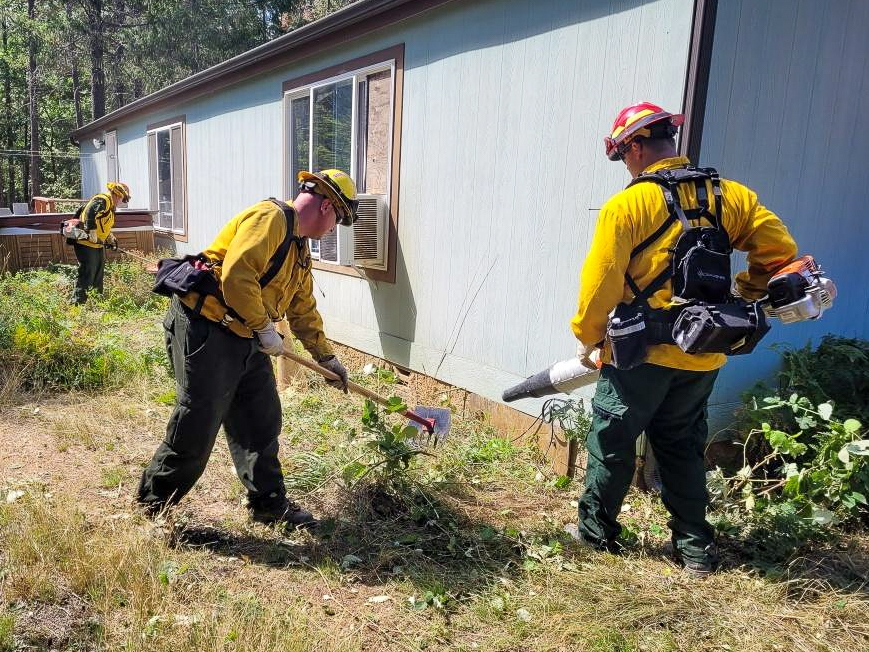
604 102 684 161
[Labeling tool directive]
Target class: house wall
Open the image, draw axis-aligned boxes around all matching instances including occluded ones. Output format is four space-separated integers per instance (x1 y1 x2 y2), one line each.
701 0 869 428
80 141 105 197
81 0 695 414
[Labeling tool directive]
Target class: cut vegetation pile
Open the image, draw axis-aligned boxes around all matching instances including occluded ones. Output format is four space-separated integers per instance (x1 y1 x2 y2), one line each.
1 262 867 652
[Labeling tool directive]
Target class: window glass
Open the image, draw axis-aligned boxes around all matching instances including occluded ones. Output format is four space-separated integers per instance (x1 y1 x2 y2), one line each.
312 78 353 172
287 62 394 266
290 96 310 184
156 129 173 230
362 70 391 195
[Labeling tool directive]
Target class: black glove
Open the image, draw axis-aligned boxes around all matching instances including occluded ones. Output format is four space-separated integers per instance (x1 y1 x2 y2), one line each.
105 234 119 251
318 355 348 393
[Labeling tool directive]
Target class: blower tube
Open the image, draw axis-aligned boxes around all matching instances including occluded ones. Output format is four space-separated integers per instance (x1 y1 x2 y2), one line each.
502 357 600 402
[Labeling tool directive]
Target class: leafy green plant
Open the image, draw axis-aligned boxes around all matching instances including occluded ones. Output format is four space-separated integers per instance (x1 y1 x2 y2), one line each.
544 398 592 443
776 336 869 423
0 612 14 652
715 396 868 524
341 398 428 487
0 266 165 396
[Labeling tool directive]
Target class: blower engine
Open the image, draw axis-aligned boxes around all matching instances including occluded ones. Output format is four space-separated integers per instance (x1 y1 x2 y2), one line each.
762 255 836 323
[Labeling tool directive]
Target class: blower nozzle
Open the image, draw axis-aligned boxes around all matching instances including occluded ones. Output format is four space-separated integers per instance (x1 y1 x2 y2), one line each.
502 357 600 402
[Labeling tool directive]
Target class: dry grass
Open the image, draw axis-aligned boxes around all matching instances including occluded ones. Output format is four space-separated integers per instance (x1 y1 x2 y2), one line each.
1 323 868 650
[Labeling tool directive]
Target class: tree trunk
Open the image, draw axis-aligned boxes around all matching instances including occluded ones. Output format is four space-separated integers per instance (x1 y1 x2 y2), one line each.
27 0 41 198
66 0 84 127
89 0 106 120
111 0 126 110
0 16 7 206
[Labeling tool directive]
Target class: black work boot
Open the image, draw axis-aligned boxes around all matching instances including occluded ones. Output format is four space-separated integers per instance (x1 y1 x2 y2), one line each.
249 494 317 529
563 523 622 554
664 540 719 578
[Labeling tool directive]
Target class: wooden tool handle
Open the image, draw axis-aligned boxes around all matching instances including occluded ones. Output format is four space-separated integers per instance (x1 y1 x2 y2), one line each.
280 345 433 432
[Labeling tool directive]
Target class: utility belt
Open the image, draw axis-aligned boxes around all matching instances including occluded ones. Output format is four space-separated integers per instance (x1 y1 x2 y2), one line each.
178 291 253 339
152 198 301 341
607 299 770 370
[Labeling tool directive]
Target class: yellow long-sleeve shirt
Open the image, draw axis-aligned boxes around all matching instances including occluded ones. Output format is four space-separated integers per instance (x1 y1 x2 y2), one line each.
571 156 798 371
201 200 333 361
78 193 116 249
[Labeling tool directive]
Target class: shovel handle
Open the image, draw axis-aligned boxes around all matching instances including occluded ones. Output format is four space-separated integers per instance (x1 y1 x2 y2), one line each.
280 345 434 433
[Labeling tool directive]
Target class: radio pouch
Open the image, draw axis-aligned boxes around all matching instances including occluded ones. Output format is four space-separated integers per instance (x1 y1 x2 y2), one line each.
607 304 648 369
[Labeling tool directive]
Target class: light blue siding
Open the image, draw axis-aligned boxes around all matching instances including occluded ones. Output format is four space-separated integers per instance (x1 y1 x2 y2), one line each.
79 142 104 197
81 0 694 414
703 0 869 426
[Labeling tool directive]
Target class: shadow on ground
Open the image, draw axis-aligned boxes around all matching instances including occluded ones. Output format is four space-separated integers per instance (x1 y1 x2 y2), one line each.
170 481 557 599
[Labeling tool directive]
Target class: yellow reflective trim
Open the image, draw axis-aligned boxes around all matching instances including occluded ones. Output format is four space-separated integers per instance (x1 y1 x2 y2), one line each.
623 108 655 128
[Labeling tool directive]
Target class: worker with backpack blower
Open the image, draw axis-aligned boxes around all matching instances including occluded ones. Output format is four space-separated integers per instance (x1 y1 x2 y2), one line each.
63 181 131 304
564 102 804 576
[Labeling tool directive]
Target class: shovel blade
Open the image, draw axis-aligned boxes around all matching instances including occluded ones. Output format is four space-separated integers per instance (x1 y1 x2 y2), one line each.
407 406 452 447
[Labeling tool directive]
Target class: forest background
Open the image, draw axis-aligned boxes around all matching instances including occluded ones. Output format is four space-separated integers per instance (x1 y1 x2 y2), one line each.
0 0 353 206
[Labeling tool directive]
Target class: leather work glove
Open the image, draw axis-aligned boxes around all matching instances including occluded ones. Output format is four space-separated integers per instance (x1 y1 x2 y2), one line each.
105 234 119 250
318 355 349 393
576 341 601 371
254 322 284 356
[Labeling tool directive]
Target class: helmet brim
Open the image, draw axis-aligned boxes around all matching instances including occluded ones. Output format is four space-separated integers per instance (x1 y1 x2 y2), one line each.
298 171 357 225
605 112 684 161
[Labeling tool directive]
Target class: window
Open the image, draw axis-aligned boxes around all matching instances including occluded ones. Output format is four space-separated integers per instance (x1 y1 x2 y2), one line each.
146 117 187 237
284 45 403 281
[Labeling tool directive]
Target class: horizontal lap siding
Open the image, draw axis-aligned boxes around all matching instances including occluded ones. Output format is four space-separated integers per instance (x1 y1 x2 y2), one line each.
80 0 694 413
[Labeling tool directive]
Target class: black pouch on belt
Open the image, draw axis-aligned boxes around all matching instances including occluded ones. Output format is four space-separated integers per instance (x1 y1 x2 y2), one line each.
607 303 648 369
152 254 220 298
671 300 770 355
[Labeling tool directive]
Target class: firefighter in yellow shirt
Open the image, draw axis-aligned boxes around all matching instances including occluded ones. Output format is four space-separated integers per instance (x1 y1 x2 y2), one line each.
71 181 130 304
564 103 798 575
137 169 358 528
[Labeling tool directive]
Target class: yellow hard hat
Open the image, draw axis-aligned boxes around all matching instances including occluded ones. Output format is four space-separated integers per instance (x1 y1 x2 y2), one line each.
297 169 358 226
107 181 131 203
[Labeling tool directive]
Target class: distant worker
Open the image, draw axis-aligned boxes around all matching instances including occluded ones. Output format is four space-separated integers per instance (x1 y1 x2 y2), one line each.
137 169 357 529
565 102 799 576
67 181 130 304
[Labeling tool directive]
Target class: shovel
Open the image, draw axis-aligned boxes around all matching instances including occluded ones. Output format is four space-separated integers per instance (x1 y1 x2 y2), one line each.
280 345 452 443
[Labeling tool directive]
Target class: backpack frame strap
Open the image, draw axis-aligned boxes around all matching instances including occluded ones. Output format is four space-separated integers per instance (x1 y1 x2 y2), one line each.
259 198 304 289
622 166 726 306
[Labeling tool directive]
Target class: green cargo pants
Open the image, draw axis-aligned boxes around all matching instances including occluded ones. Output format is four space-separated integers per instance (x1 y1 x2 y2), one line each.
578 363 719 564
137 297 285 511
72 243 105 304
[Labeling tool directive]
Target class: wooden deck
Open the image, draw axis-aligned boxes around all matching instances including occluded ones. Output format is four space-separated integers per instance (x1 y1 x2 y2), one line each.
0 210 156 273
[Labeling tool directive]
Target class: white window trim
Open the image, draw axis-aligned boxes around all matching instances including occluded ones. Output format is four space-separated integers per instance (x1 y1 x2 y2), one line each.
147 121 185 236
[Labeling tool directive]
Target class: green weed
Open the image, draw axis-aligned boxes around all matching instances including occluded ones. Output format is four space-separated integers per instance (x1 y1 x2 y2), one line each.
0 265 166 397
0 612 14 652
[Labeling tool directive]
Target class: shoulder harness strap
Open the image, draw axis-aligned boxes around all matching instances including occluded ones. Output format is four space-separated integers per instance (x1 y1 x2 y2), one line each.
259 198 304 289
622 166 726 307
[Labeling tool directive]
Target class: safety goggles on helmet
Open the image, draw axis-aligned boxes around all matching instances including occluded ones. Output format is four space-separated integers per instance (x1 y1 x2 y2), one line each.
297 169 359 226
604 102 684 161
106 181 131 203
